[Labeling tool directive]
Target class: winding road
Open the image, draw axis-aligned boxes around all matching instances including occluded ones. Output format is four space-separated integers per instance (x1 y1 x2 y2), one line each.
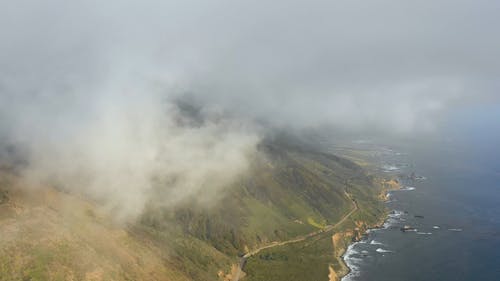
232 191 358 281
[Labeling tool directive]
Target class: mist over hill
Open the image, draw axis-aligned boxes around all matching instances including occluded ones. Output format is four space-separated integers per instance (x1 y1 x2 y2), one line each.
0 134 386 281
1 0 500 218
1 1 500 280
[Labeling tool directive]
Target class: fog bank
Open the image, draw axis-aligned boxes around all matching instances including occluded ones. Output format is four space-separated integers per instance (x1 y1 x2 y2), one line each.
1 0 499 219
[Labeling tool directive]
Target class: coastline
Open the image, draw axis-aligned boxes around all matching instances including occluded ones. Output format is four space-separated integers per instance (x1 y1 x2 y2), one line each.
333 178 401 281
238 176 400 281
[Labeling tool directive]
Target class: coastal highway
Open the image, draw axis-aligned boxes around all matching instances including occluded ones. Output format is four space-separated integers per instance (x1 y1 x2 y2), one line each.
232 191 359 281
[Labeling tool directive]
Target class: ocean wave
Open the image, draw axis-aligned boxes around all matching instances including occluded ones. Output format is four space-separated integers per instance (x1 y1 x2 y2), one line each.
433 226 440 229
376 248 394 253
345 256 363 262
388 210 405 218
370 240 384 245
382 165 400 172
400 186 416 191
345 247 359 255
383 210 405 228
341 243 363 281
383 218 399 228
448 228 463 232
341 269 360 281
417 232 432 235
385 193 397 203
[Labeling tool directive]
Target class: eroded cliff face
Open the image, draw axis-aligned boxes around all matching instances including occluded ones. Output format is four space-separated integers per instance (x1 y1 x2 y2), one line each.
218 263 245 281
370 177 401 202
329 215 389 281
330 232 351 281
328 265 339 281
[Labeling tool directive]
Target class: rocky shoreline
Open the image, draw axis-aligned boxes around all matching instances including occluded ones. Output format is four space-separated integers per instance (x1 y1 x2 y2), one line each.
332 178 401 281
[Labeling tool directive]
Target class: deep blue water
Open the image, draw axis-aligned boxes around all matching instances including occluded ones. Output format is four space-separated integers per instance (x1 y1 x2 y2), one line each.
342 105 500 281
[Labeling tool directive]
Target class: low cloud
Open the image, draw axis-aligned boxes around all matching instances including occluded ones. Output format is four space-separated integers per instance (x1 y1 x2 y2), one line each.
6 88 258 221
1 0 499 219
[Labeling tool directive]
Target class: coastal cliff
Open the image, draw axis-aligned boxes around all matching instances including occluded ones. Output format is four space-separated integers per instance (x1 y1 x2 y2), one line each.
241 148 388 281
330 179 397 281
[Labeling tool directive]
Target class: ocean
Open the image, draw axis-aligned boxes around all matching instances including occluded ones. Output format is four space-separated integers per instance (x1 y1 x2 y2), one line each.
341 105 500 281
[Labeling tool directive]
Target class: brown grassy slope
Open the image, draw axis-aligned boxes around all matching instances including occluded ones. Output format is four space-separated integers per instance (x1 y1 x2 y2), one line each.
0 172 190 281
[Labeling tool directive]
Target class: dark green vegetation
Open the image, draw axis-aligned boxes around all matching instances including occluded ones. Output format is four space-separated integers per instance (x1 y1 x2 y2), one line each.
240 144 386 281
138 141 385 281
0 140 385 281
244 234 335 281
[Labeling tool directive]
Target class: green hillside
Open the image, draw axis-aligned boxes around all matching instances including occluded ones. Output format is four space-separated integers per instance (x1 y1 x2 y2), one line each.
0 140 386 281
137 141 385 281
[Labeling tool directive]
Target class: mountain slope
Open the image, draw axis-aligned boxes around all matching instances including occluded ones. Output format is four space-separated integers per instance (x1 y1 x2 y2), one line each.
138 142 385 280
0 141 385 281
0 173 191 281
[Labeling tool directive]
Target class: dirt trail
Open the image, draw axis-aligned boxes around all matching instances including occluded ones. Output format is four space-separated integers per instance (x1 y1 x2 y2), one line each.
232 191 358 281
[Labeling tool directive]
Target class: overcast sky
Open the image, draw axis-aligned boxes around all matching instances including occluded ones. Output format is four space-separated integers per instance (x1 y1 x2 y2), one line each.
1 0 499 134
1 1 500 218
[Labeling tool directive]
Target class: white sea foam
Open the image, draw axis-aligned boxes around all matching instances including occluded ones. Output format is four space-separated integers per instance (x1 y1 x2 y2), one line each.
388 210 404 218
341 269 360 281
370 240 383 245
387 210 405 220
383 218 399 228
448 228 463 232
341 243 363 281
417 232 432 235
345 256 363 262
382 210 405 229
376 248 393 253
383 210 405 228
382 165 400 172
385 193 396 203
433 226 440 229
346 247 359 255
400 186 416 191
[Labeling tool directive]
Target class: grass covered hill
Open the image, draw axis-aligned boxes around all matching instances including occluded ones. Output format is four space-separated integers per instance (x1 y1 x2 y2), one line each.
0 140 385 281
